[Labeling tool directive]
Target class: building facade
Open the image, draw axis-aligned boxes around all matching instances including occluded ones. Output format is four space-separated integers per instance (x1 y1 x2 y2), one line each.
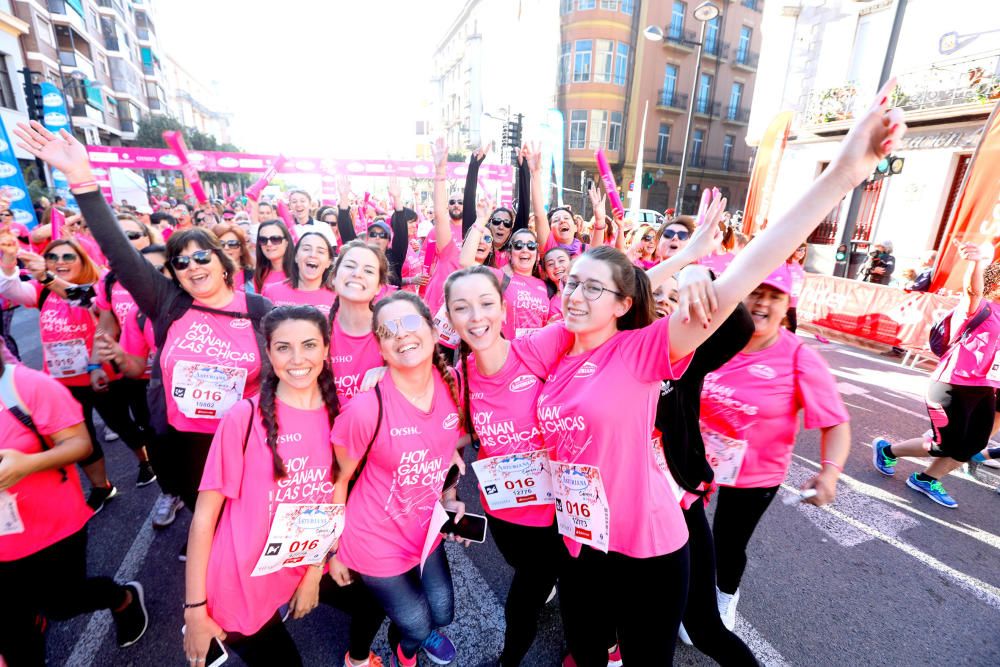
13 0 168 145
0 0 33 160
747 0 999 278
161 53 230 145
560 0 762 215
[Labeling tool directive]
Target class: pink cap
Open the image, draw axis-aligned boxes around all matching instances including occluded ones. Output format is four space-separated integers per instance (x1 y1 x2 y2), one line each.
759 264 793 295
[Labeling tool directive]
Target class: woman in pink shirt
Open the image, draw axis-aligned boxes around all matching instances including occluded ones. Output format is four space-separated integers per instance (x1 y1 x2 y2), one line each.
212 222 255 293
626 223 658 269
262 231 336 316
253 220 295 292
331 291 466 667
183 306 385 667
785 243 807 332
542 246 571 323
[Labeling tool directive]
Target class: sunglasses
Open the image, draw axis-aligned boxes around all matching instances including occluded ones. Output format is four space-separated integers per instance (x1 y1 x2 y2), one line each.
375 314 425 340
480 233 493 245
125 230 146 241
0 212 13 218
489 217 513 229
170 249 214 270
448 198 463 205
259 234 286 246
641 234 654 243
367 230 388 240
661 229 690 241
45 252 78 263
511 240 538 251
220 239 242 249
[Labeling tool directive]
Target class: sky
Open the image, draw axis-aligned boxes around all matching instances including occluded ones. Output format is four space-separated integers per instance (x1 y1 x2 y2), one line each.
156 0 465 158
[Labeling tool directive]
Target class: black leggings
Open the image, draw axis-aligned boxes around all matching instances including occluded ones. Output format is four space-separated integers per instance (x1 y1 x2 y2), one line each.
713 485 780 595
488 515 564 666
147 427 214 509
786 307 798 333
1 306 19 359
0 528 127 667
225 576 386 666
560 543 689 666
683 499 759 666
68 383 147 467
924 381 996 462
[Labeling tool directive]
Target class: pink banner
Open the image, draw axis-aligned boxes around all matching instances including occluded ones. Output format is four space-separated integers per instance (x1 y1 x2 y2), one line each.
51 206 64 240
161 131 208 204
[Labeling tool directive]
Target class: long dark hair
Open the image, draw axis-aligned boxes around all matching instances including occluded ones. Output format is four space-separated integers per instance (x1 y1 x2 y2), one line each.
289 231 336 290
254 220 295 291
542 246 571 299
328 239 390 329
257 305 339 479
371 291 465 433
581 245 654 330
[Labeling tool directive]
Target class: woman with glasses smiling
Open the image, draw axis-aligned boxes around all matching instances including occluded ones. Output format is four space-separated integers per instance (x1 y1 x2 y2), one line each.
211 222 255 293
253 220 295 292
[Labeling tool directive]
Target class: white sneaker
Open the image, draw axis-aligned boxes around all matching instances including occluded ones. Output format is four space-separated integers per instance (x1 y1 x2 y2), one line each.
982 458 1000 469
716 586 740 632
152 493 183 528
678 622 693 646
104 427 120 441
546 585 557 604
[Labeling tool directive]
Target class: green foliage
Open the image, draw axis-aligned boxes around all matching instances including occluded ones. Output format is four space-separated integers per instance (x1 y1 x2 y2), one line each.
130 115 243 187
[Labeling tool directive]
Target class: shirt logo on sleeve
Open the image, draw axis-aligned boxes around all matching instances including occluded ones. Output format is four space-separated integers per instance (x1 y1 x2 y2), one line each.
748 364 777 380
509 374 538 392
574 362 598 379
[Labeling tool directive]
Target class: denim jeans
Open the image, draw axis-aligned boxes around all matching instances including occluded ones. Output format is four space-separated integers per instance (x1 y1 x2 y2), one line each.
361 543 454 659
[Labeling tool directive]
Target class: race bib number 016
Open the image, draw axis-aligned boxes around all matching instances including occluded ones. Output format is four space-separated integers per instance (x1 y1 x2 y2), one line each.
171 361 247 419
472 450 554 511
251 503 345 577
432 304 461 349
551 461 610 553
702 428 748 487
43 338 89 378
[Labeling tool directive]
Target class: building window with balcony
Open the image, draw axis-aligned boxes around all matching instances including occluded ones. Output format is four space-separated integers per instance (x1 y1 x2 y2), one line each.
669 2 686 40
560 0 573 14
722 134 735 170
569 110 588 149
573 40 592 82
728 82 743 119
594 39 614 83
656 123 671 163
705 16 720 54
621 0 634 14
662 64 678 105
589 110 608 149
599 0 618 9
36 16 55 46
558 43 571 85
697 73 713 113
0 55 15 110
608 111 623 151
737 26 752 64
577 0 596 9
613 42 629 86
691 129 705 166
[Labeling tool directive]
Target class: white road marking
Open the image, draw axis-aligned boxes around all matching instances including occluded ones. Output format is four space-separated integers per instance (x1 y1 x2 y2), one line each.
831 378 928 419
734 613 792 667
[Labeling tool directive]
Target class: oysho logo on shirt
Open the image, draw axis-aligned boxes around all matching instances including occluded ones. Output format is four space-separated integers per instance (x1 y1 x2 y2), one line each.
575 362 598 379
391 426 421 436
331 354 353 363
442 413 460 430
230 318 251 330
509 374 537 392
748 364 777 380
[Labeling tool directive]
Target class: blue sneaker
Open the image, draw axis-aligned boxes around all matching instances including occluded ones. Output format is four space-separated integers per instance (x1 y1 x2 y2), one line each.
421 629 456 665
906 473 958 508
871 438 897 476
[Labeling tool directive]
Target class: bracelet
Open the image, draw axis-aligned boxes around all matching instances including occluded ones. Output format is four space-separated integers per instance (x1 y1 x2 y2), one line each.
183 600 207 609
821 459 843 472
87 363 102 372
39 271 55 285
69 180 98 191
594 224 607 231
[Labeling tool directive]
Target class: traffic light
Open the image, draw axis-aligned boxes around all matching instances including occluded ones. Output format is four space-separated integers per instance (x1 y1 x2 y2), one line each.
642 172 654 189
20 68 44 121
506 114 523 149
835 243 847 262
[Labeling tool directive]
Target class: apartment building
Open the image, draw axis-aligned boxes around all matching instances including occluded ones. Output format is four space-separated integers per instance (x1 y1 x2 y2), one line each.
161 52 230 145
0 0 33 160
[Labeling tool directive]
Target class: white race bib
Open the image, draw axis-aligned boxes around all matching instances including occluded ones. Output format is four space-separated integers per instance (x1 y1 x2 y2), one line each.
552 461 611 553
43 338 89 378
515 327 540 339
472 449 555 511
987 350 1000 382
0 491 25 536
171 361 248 419
432 304 460 349
251 503 345 577
702 428 749 487
651 435 685 502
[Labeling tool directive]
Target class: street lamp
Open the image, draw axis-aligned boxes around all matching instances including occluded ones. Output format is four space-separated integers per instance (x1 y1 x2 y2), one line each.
645 1 721 214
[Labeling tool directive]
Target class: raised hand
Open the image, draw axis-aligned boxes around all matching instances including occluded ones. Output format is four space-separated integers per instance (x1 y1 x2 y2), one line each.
17 249 47 280
828 78 907 190
587 182 606 224
523 141 543 175
387 175 402 210
13 122 92 182
336 174 351 206
431 137 449 170
473 141 492 165
684 190 727 261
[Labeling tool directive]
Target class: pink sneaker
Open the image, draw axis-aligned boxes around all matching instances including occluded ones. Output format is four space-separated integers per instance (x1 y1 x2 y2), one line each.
607 643 623 667
390 645 416 667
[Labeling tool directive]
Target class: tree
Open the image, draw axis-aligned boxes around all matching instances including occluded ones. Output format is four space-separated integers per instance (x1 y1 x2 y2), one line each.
131 115 243 192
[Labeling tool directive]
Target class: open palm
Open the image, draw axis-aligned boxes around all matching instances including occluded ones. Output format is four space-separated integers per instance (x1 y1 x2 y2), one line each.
14 122 90 178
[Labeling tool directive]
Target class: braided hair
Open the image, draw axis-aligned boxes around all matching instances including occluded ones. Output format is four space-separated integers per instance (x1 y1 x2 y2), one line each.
258 305 340 479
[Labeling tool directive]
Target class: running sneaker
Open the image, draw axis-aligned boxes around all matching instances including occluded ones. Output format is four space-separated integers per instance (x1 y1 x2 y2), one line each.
871 437 897 476
112 581 148 647
345 651 384 667
152 493 183 528
390 644 417 667
546 585 557 604
906 474 958 508
104 427 120 441
136 461 157 487
717 586 740 632
607 643 623 667
678 622 693 646
421 630 456 665
178 543 187 562
87 483 118 513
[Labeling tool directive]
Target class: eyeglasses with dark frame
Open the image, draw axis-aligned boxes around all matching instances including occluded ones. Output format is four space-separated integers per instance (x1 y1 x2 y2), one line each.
258 234 286 246
510 240 538 251
220 239 243 249
563 277 622 301
170 249 215 271
660 229 689 241
489 216 513 229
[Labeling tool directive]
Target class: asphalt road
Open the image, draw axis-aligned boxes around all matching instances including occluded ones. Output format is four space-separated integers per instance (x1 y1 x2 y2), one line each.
8 307 1000 666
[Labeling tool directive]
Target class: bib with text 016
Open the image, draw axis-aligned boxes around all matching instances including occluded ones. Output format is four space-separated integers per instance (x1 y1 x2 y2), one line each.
0 491 25 536
432 304 461 349
251 503 345 577
701 427 748 487
472 449 555 511
171 361 248 419
43 338 89 378
552 461 610 553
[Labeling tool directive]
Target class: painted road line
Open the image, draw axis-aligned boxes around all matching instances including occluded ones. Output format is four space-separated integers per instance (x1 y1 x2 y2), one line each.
831 377 928 419
843 400 873 413
734 613 791 667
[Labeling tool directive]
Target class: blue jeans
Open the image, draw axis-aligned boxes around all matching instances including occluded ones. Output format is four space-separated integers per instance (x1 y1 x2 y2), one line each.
361 543 455 659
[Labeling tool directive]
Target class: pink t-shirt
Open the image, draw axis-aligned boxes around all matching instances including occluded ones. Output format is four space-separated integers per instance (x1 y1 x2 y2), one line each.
401 242 423 294
200 398 335 635
74 234 108 268
489 268 551 339
634 258 658 270
700 330 849 488
529 319 692 558
547 293 563 323
95 271 138 331
0 365 92 561
262 280 335 316
787 262 805 308
699 252 735 275
374 284 399 304
422 233 462 317
158 290 262 433
119 308 155 380
330 317 383 404
932 305 1000 388
257 269 286 291
542 234 586 258
33 282 105 387
331 372 463 577
468 346 553 527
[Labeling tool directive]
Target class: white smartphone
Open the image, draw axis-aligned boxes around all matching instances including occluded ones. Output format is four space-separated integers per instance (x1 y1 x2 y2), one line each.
782 488 818 505
180 625 229 667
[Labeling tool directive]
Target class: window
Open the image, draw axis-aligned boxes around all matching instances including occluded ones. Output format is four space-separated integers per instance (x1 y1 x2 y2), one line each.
662 64 678 104
560 0 573 13
573 40 592 82
613 43 629 85
569 110 588 149
728 82 743 118
608 111 623 151
106 95 117 116
621 0 634 14
705 17 720 54
669 2 686 39
599 0 618 9
656 123 671 163
0 55 15 110
594 39 614 83
691 129 705 166
36 16 54 46
559 43 571 85
589 110 608 149
722 135 735 170
737 26 752 63
697 73 713 113
577 0 596 8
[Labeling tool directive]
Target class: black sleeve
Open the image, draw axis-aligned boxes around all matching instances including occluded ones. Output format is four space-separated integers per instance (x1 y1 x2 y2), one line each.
337 207 357 243
76 190 179 319
910 269 932 292
883 254 896 277
683 303 754 380
513 159 530 232
387 209 410 287
461 153 484 238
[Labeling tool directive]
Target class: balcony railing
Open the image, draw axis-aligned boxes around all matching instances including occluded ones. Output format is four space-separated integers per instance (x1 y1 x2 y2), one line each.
695 99 720 117
643 150 749 174
703 41 729 60
724 105 750 123
665 27 696 48
59 50 77 67
657 90 688 110
645 149 683 166
734 50 759 69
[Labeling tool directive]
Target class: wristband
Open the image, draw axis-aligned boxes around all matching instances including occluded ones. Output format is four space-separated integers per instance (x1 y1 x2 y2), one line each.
821 459 843 472
39 271 55 285
69 180 98 191
183 600 207 610
87 363 102 372
594 224 607 231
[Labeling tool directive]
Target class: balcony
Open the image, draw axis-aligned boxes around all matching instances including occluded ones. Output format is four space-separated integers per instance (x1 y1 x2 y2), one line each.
137 26 150 40
59 49 77 67
741 0 763 10
656 90 688 112
645 149 682 166
645 149 749 174
703 41 729 61
723 105 750 124
733 50 759 71
694 100 720 118
119 117 135 133
663 27 696 52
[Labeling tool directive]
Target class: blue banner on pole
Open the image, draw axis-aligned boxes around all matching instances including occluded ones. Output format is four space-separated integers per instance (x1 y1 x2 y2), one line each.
40 81 78 210
0 116 39 229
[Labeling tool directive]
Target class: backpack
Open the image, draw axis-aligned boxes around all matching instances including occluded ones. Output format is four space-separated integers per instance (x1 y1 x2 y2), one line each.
928 303 990 357
0 364 67 482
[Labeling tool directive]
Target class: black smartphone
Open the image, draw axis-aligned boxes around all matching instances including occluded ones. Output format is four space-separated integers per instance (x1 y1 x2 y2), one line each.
440 510 487 543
